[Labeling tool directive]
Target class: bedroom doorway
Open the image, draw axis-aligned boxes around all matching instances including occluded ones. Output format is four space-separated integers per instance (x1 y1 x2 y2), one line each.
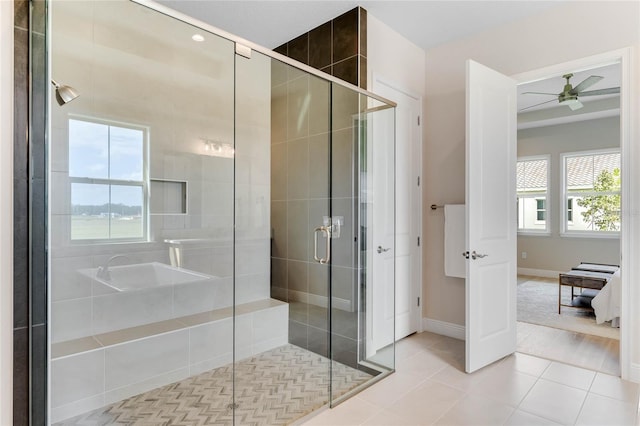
513 56 625 376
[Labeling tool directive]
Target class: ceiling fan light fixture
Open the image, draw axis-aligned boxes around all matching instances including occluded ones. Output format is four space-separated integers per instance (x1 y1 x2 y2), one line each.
560 97 583 111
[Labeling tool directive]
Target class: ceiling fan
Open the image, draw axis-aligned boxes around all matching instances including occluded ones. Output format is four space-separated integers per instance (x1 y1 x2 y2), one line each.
520 73 620 112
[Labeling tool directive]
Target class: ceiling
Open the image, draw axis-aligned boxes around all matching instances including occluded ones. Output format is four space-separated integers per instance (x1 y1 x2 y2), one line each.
157 0 620 122
517 63 621 113
158 1 567 51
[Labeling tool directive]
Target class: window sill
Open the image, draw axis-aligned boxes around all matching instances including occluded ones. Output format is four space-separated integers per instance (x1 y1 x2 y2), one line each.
560 232 620 240
518 231 551 237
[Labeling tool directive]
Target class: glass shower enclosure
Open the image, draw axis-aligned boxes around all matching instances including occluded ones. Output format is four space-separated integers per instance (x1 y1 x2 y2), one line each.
47 1 396 424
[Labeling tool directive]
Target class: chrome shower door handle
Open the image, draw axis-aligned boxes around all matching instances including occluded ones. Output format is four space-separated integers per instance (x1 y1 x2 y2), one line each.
313 226 331 264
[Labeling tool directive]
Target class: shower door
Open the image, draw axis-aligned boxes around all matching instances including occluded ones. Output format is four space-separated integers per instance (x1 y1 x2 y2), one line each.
233 47 397 420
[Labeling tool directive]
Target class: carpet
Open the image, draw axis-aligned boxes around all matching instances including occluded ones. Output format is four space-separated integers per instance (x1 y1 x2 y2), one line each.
517 280 619 340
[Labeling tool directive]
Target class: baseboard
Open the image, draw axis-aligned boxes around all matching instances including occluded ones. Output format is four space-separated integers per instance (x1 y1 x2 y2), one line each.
422 317 465 341
628 362 640 384
517 268 563 279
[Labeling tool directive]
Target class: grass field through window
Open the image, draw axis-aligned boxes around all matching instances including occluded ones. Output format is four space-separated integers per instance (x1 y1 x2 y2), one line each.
71 216 143 240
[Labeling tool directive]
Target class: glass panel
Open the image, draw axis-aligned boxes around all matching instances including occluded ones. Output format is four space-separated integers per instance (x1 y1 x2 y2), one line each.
68 119 109 179
235 50 334 423
110 185 143 238
109 126 144 181
70 183 109 239
50 1 235 423
330 86 396 405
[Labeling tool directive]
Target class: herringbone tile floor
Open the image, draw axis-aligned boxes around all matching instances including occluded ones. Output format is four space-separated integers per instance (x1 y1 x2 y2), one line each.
55 344 371 426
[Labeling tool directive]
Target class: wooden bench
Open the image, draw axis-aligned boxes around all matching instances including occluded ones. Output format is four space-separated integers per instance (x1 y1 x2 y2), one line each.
558 270 614 314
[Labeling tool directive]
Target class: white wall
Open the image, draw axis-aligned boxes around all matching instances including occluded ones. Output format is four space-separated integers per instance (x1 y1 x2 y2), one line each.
518 117 621 272
0 1 13 422
367 14 426 96
423 1 640 379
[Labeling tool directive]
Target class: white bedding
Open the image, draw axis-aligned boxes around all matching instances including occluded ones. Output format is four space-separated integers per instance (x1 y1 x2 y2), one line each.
591 269 621 326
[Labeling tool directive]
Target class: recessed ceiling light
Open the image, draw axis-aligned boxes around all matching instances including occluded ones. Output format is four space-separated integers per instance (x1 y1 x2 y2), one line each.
192 34 205 42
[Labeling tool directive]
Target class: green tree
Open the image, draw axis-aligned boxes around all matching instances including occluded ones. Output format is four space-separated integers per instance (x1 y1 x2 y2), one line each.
576 168 621 231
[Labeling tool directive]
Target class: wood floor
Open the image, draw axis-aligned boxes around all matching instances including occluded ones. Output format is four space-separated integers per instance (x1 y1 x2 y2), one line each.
517 321 620 376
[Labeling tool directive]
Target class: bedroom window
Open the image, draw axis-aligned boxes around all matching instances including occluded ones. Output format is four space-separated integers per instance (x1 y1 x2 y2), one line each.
517 156 549 234
69 117 148 241
562 149 620 236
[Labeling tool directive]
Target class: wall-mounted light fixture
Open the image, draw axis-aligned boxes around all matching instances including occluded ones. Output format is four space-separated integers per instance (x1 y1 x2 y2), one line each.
202 139 234 158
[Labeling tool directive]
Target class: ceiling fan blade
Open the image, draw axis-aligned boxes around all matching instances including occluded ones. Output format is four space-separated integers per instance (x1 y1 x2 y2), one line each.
578 87 620 97
522 91 558 96
518 98 557 112
568 100 584 111
572 75 604 94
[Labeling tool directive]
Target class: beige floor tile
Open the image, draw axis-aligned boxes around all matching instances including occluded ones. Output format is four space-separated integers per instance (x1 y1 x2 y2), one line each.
386 380 465 425
395 349 449 380
434 394 514 426
357 371 426 408
360 408 426 426
541 361 596 390
589 372 640 403
503 352 551 377
303 397 380 426
519 378 587 425
467 368 538 406
430 363 499 392
504 409 563 425
574 393 638 426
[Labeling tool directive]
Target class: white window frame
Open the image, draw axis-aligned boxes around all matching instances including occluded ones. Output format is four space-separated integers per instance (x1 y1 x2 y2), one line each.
560 148 620 239
68 116 149 243
517 154 550 236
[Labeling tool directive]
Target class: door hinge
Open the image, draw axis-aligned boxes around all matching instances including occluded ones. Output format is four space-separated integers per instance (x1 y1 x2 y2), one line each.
417 236 420 246
417 116 421 126
417 176 420 186
417 297 420 307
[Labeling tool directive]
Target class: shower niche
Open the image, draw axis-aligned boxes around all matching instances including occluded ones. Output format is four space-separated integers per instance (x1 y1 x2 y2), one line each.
47 1 395 424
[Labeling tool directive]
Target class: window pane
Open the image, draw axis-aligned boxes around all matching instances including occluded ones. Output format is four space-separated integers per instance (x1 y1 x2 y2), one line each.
518 197 546 230
571 194 621 231
566 152 620 193
71 183 110 239
110 126 144 181
110 185 143 238
517 159 547 192
69 119 109 179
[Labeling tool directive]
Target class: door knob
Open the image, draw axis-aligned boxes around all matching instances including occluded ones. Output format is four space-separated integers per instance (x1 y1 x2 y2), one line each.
471 250 488 260
377 246 391 254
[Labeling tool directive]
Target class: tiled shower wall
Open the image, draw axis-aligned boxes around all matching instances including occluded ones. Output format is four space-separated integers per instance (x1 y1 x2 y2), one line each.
274 7 367 89
271 8 366 368
13 0 47 424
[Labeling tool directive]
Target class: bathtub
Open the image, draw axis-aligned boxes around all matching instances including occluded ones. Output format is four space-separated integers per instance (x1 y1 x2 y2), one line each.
79 261 213 292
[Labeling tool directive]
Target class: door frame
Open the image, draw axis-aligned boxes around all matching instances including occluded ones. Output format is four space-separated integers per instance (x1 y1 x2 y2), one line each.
510 47 634 381
372 73 424 338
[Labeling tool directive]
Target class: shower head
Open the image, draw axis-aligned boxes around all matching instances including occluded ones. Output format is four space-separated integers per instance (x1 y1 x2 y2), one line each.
51 79 79 105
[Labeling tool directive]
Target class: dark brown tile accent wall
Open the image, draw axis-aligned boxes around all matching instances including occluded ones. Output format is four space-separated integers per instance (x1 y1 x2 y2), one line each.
275 7 367 89
14 0 48 424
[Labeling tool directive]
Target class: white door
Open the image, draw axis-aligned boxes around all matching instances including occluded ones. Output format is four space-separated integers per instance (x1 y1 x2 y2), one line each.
373 78 422 341
465 60 517 373
371 105 396 352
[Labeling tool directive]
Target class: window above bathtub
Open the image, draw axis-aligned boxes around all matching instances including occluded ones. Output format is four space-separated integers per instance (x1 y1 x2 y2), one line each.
68 117 148 242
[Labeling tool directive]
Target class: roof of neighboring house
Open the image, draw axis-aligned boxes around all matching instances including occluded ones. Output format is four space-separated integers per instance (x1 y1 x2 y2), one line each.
517 152 620 192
